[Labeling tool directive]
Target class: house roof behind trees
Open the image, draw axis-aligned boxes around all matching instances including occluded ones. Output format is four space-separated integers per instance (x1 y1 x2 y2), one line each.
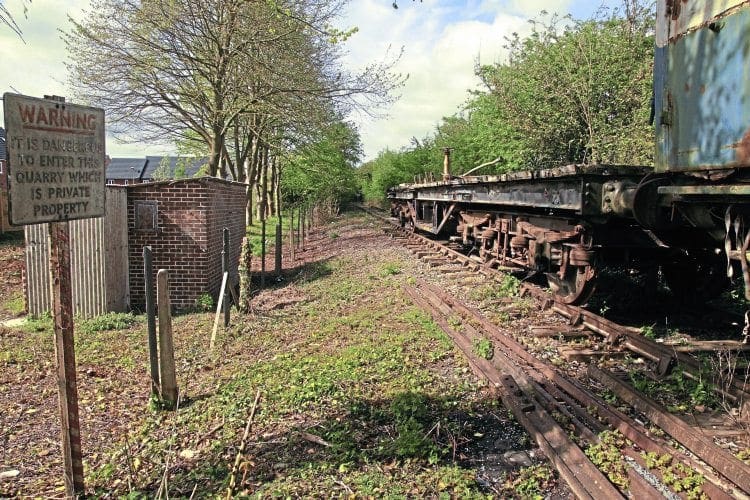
142 156 208 180
106 155 208 182
107 157 148 180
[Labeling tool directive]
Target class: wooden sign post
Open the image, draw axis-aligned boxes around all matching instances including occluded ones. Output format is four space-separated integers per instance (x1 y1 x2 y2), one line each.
49 221 85 494
4 93 106 496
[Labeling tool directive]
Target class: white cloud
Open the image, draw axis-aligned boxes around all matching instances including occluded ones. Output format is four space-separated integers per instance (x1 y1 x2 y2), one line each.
1 0 601 162
0 0 82 98
0 0 174 157
340 2 534 161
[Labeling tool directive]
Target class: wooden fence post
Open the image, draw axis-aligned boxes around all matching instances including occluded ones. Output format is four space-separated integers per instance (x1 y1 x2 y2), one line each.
143 246 159 396
300 206 306 250
221 228 230 327
260 218 266 289
275 217 282 277
157 269 178 408
49 221 85 495
289 208 295 262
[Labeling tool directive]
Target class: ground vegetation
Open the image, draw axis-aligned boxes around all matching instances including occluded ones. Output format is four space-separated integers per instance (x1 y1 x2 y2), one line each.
0 213 559 497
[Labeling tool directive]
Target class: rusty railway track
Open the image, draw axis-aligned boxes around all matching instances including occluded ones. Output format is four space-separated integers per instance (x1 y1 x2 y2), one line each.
362 207 750 498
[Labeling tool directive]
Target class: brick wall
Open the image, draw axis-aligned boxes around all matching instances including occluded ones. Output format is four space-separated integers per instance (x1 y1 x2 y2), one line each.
0 160 14 232
127 178 247 311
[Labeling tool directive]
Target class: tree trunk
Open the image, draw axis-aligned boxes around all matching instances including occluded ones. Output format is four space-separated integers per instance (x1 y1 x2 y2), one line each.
274 165 282 276
259 149 268 289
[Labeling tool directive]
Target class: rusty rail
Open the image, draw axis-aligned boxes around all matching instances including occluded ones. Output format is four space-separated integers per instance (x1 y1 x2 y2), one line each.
521 283 750 407
406 284 626 499
419 280 743 499
370 207 750 497
590 364 750 494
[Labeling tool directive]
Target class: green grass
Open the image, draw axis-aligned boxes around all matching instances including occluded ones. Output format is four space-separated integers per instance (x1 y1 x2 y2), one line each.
472 338 494 360
246 212 296 257
84 238 501 495
1 291 25 316
628 367 718 412
470 274 522 302
77 312 140 334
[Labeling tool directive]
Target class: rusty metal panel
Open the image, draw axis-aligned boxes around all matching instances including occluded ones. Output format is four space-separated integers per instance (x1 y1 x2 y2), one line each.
24 187 128 318
655 1 750 172
3 93 106 225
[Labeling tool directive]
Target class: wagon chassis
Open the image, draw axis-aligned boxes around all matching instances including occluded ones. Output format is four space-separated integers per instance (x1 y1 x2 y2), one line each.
389 164 666 305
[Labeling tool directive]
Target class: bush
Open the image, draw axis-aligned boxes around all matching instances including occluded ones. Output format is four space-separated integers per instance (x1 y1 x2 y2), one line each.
78 312 138 334
195 293 214 312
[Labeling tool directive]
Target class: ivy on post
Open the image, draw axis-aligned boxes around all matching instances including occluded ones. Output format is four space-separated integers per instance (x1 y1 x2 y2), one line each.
238 236 253 313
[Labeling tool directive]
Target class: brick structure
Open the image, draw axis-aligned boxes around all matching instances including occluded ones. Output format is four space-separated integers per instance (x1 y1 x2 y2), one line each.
127 177 247 311
0 126 13 232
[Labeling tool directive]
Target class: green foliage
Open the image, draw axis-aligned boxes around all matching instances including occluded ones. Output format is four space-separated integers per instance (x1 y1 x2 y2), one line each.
642 451 672 469
585 430 629 489
173 157 188 179
22 312 53 333
498 274 522 297
151 157 171 181
507 465 553 498
661 462 707 499
387 392 437 459
629 368 718 412
470 274 521 301
194 293 214 312
472 338 493 360
379 262 402 277
284 121 362 209
1 292 25 316
77 312 139 334
246 214 293 257
360 3 655 203
641 324 657 339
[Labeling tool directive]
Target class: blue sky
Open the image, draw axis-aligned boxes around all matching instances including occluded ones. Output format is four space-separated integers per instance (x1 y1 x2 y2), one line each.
1 0 624 161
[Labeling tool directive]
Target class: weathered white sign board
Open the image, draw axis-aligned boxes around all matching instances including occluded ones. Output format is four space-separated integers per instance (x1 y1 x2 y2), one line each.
3 93 105 225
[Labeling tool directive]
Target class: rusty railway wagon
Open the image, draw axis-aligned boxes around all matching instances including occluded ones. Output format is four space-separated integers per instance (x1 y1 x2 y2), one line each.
389 1 750 312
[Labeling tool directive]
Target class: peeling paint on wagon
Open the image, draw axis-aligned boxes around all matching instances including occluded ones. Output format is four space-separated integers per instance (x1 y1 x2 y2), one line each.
659 0 747 46
655 1 750 172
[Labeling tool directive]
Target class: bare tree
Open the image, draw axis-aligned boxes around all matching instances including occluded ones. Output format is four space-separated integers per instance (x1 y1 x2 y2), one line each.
1 0 31 41
64 0 403 179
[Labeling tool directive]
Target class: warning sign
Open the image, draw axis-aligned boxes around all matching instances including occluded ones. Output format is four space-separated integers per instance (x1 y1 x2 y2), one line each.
3 93 105 225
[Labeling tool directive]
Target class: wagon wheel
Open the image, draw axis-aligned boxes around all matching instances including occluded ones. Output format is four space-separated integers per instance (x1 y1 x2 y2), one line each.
547 245 598 305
